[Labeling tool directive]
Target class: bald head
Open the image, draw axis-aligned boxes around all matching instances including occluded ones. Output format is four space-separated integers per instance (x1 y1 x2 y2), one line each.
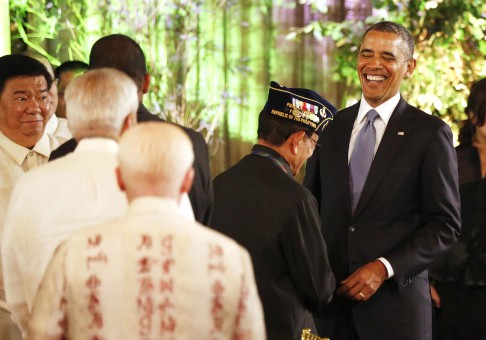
117 122 195 202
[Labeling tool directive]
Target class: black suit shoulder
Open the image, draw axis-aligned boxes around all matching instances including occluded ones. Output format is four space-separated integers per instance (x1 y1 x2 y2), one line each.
137 107 213 225
337 99 448 128
49 138 78 161
151 125 213 225
50 107 213 225
214 154 312 204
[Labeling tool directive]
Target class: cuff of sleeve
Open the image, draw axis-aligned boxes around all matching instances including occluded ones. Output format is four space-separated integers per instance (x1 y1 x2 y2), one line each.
377 257 394 279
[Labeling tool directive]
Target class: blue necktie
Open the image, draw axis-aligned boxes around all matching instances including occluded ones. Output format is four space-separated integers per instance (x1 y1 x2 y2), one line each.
349 109 379 214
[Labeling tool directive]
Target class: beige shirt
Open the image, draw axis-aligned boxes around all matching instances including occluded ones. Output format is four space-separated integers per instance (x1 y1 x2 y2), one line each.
45 114 72 140
28 197 266 340
2 138 126 334
0 131 64 309
1 138 194 334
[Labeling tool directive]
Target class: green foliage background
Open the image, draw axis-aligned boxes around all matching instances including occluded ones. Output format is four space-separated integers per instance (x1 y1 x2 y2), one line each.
7 0 486 144
9 0 227 145
294 0 486 137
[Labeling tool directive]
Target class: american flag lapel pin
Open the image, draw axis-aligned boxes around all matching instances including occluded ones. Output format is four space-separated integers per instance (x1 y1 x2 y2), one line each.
397 131 405 136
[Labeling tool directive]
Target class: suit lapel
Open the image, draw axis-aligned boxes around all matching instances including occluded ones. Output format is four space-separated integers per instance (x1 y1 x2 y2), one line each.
353 98 413 218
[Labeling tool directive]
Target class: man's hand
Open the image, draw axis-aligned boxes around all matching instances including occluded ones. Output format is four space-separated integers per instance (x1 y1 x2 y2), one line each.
337 261 388 302
429 283 441 308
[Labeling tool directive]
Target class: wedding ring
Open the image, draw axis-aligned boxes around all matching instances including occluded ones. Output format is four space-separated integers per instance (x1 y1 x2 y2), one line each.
359 292 365 298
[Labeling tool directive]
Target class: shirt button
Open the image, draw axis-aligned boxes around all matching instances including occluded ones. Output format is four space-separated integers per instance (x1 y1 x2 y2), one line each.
349 226 356 232
28 151 34 157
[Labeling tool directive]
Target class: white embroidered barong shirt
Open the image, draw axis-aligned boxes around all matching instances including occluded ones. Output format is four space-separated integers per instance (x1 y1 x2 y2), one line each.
0 130 64 312
1 138 127 332
28 197 265 340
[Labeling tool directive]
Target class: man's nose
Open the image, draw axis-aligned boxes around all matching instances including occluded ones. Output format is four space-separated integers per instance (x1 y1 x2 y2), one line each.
25 98 43 114
368 56 384 68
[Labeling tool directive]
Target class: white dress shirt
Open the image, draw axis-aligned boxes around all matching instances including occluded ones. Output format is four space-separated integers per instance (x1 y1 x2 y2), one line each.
0 131 64 311
28 196 265 340
1 137 195 334
348 92 401 278
45 114 72 140
1 138 128 333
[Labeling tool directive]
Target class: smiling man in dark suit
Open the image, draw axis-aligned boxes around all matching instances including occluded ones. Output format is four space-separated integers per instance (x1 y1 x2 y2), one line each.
304 21 461 340
49 34 213 224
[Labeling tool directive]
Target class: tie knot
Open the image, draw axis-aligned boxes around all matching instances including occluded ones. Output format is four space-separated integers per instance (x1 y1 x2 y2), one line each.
367 109 379 122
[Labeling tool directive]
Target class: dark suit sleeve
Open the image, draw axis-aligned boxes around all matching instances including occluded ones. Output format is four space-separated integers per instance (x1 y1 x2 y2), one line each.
386 123 461 284
183 128 213 225
48 139 78 161
280 194 335 311
138 110 213 224
303 150 322 207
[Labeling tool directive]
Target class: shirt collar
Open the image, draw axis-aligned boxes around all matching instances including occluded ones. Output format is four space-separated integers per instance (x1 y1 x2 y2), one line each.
44 114 58 134
251 144 293 177
33 133 54 157
75 138 119 154
128 196 192 219
0 130 51 166
357 92 401 126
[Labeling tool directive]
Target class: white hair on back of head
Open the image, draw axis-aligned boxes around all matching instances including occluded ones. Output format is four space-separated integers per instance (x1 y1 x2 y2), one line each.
65 68 138 140
117 122 194 192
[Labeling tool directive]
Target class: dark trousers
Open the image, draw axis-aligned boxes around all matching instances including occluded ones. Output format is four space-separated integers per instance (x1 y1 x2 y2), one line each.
434 281 486 340
314 297 360 340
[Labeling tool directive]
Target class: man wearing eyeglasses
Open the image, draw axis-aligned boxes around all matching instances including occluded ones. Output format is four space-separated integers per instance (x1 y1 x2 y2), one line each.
210 81 337 340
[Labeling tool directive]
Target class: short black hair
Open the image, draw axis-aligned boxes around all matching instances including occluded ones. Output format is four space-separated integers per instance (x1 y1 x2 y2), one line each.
0 54 52 95
54 60 89 79
257 110 313 146
362 21 415 60
89 34 147 90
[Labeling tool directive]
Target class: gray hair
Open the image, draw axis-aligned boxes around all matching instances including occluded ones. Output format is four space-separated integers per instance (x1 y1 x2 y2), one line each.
65 68 138 140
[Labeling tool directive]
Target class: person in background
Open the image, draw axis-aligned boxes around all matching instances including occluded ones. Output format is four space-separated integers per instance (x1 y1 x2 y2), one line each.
1 68 138 336
429 78 486 340
0 54 62 340
210 81 336 340
49 34 213 225
28 122 265 340
54 60 88 120
304 21 461 340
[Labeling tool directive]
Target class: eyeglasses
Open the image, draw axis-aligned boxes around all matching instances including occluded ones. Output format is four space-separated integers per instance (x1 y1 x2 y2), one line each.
308 135 321 147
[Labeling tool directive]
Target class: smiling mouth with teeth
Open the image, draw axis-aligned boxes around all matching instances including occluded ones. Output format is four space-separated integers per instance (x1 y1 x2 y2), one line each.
366 75 386 81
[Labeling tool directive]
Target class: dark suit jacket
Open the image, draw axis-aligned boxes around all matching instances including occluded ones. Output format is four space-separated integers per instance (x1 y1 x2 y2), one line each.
211 145 335 340
49 104 213 225
304 98 461 340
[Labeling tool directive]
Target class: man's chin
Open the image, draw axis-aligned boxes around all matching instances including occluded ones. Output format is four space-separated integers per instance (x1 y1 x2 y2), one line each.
20 126 45 138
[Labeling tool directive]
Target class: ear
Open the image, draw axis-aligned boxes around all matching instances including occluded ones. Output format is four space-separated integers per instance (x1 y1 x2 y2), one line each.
115 167 126 192
181 167 195 194
142 73 150 94
404 58 416 78
120 112 137 135
290 131 306 155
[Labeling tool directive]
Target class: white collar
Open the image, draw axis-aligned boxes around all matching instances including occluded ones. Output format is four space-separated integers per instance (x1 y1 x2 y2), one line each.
357 92 401 126
75 138 119 154
0 130 51 166
45 114 58 134
128 196 195 222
